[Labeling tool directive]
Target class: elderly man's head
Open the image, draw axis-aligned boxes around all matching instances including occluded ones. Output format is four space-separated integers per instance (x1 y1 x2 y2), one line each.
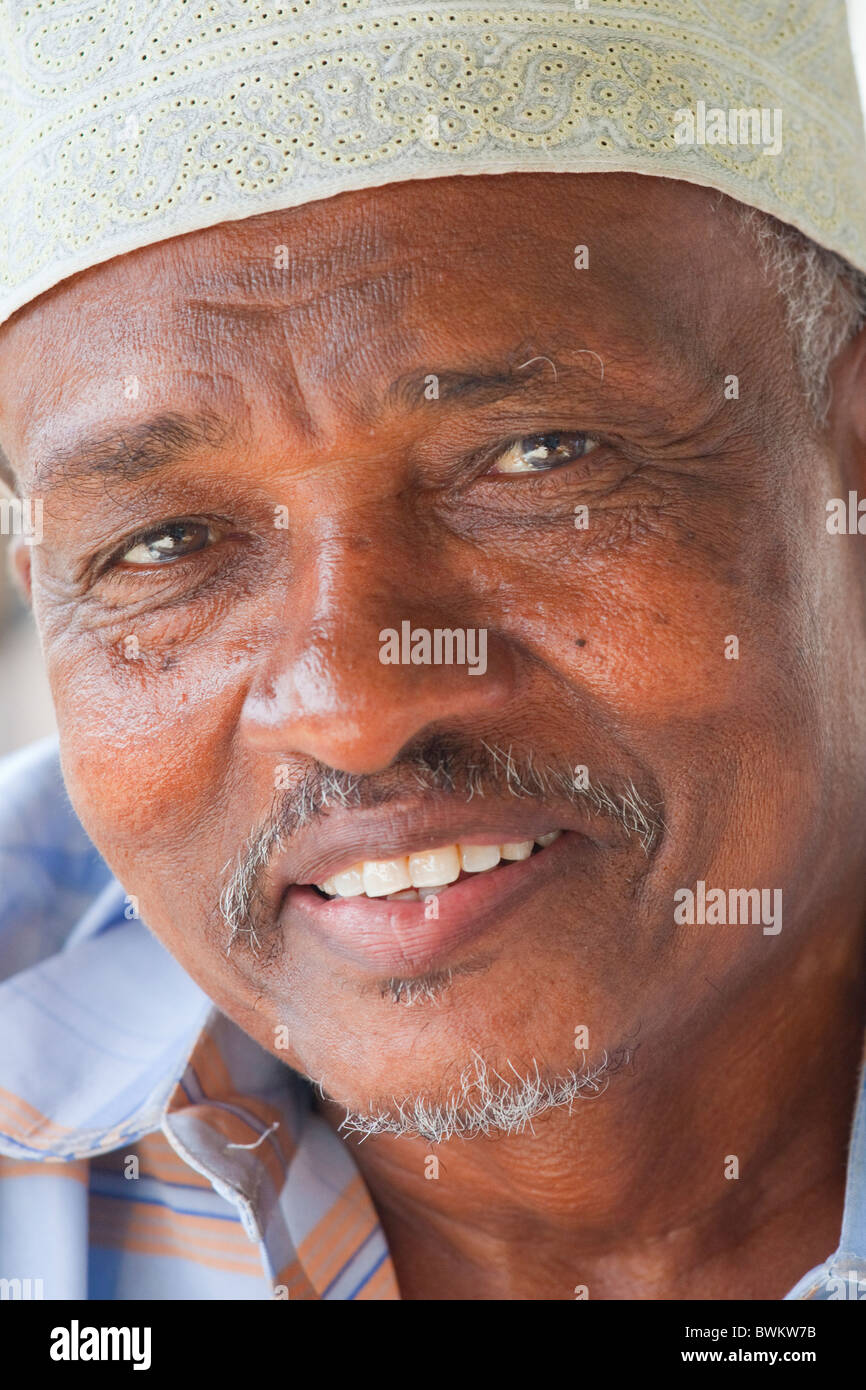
2 171 866 1139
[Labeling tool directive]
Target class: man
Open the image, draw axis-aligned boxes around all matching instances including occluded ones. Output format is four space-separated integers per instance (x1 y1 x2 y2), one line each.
0 0 865 1301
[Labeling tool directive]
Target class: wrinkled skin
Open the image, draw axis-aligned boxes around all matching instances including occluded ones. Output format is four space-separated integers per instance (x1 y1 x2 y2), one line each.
2 173 866 1299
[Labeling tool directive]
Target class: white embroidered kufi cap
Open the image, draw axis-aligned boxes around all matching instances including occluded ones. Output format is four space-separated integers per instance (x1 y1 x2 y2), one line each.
1 0 865 327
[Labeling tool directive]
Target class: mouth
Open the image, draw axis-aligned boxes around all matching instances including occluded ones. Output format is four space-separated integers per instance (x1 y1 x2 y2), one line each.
283 828 585 973
311 830 562 902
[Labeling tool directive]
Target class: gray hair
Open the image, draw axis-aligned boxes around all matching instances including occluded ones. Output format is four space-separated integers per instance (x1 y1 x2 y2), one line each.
333 1046 633 1145
730 200 866 425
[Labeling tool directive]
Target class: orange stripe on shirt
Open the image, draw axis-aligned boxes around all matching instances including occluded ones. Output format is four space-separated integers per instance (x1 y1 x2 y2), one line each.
88 1230 266 1278
298 1174 378 1288
0 1155 88 1183
273 1257 319 1301
90 1195 254 1247
91 1133 215 1189
90 1199 261 1267
0 1085 72 1142
181 1029 237 1102
311 1206 378 1291
356 1257 401 1301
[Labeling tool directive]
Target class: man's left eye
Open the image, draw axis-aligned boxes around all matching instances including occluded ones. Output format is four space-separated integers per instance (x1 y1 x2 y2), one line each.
485 432 599 475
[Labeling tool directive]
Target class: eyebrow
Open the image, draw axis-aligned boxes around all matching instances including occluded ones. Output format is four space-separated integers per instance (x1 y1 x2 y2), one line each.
34 409 237 491
387 354 583 410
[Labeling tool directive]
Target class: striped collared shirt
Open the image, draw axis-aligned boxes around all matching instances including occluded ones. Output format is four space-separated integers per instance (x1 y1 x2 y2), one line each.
0 737 863 1300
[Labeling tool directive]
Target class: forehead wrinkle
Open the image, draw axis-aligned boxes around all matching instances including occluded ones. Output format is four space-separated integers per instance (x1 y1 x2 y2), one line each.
162 306 318 441
180 264 413 323
168 268 413 422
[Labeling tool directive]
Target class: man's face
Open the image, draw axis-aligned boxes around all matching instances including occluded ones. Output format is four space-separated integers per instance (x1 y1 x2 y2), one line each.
2 172 865 1122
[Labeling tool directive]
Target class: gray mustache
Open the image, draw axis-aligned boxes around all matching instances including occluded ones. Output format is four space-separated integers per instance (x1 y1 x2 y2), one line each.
219 736 664 957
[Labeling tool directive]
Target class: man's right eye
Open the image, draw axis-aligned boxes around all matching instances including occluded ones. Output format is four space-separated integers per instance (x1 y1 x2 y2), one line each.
115 520 216 568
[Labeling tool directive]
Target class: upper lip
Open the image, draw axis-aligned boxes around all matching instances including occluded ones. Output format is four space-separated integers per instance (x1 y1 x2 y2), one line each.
270 794 630 899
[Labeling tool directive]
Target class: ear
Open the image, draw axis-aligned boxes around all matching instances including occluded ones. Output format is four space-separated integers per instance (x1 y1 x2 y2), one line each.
7 535 32 605
1 465 34 605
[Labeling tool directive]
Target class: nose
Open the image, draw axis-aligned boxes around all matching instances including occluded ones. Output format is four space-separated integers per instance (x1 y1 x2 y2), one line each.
240 530 516 776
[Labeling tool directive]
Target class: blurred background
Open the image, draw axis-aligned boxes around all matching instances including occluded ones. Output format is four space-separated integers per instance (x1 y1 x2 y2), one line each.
2 2 866 760
0 553 54 758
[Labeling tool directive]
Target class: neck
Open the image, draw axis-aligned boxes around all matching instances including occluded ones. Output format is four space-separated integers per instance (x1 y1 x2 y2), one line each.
316 916 866 1300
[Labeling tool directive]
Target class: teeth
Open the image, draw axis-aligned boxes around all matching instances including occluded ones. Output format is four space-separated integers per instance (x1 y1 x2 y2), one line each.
408 846 461 888
459 843 500 873
332 864 365 897
315 832 563 896
500 840 534 860
363 858 412 897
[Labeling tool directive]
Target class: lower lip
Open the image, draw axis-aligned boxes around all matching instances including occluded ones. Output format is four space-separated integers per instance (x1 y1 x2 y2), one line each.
283 831 581 973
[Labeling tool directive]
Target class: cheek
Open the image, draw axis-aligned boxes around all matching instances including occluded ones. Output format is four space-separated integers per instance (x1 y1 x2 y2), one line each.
38 622 292 1035
44 626 262 884
489 493 832 897
491 493 817 727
